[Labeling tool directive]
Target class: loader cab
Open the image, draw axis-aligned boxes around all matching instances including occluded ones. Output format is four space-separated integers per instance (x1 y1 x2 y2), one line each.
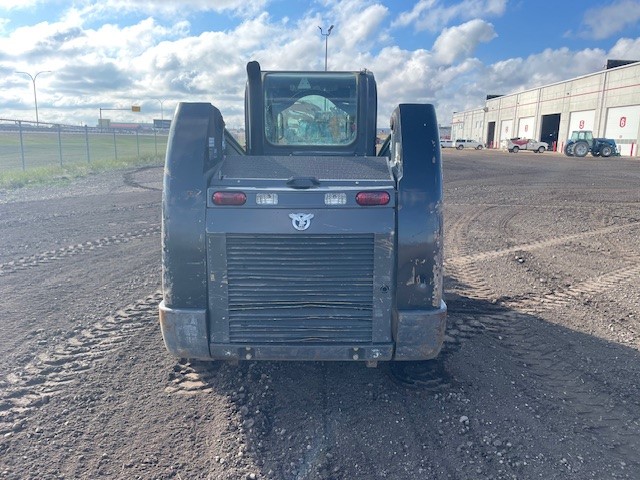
244 61 377 156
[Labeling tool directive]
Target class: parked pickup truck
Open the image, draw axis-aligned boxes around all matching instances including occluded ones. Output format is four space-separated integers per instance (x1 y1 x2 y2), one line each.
455 139 483 150
507 137 549 153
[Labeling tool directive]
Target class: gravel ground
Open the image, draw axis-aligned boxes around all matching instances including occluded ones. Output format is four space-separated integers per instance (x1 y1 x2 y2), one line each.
0 151 639 479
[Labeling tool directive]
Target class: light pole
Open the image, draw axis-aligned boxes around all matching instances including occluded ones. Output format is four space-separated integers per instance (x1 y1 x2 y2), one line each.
16 70 51 124
318 25 334 71
157 99 166 121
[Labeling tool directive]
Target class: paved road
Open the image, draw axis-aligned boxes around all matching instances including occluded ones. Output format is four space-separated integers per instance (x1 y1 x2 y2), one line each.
0 151 639 479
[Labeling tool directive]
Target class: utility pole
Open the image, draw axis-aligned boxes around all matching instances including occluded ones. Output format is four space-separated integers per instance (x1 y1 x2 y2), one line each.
16 70 51 124
318 25 334 71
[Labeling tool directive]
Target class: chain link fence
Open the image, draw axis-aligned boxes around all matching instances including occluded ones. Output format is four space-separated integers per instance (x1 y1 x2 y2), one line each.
0 118 169 171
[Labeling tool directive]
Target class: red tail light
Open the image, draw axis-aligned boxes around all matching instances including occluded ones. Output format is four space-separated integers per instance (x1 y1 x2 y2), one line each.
356 191 390 206
213 192 246 205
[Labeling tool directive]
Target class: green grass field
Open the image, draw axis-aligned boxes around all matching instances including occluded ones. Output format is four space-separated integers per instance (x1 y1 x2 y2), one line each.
0 130 168 170
0 130 168 189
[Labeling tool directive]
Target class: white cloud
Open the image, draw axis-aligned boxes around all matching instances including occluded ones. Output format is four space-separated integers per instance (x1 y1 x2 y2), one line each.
1 0 637 130
459 46 607 111
377 44 612 125
334 2 389 51
580 0 640 40
309 0 390 65
0 1 530 126
393 0 436 29
608 37 640 58
0 20 71 57
81 18 189 58
333 41 489 128
432 19 496 65
393 0 507 32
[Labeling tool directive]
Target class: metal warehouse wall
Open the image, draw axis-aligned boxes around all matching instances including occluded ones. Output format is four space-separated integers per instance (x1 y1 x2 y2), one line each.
451 108 485 143
451 62 640 156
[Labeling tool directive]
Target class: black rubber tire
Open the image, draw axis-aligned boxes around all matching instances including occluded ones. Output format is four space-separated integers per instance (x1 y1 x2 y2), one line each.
600 144 613 157
573 141 589 157
564 143 574 156
512 146 519 153
456 145 463 150
476 145 483 150
537 146 545 153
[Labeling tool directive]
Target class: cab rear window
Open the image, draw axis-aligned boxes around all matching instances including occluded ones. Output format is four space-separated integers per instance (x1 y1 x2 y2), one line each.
264 73 358 147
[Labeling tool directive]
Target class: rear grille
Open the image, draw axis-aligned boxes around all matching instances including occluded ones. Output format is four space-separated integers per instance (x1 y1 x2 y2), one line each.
226 234 374 344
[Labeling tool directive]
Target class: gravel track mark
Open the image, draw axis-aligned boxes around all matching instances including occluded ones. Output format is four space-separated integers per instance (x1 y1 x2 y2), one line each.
444 206 640 359
0 225 161 275
0 291 161 436
445 205 489 260
123 166 163 192
479 309 640 471
3 154 640 480
447 220 639 267
509 263 640 314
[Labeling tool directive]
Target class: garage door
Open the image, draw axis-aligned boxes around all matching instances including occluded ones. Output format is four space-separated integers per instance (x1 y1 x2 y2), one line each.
518 117 534 138
604 105 640 156
568 110 595 134
500 120 513 148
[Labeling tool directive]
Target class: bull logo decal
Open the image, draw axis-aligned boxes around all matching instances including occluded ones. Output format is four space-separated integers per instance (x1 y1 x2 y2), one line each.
289 213 314 231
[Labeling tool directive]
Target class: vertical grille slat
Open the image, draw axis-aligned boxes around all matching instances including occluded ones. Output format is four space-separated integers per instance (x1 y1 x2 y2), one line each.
225 234 375 344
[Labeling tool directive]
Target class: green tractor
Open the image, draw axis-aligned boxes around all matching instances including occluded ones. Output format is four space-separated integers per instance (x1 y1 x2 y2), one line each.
564 130 619 158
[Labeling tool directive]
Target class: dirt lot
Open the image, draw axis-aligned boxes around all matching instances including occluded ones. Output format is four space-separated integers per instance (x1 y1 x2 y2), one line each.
1 151 639 479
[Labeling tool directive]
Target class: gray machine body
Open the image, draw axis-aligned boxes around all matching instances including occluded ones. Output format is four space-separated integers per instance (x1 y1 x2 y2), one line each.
160 63 446 362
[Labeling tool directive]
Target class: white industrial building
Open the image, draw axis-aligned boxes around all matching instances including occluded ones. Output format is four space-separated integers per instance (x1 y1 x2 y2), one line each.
450 60 640 156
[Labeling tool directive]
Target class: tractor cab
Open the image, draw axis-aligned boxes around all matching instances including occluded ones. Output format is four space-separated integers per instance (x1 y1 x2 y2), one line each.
569 131 593 142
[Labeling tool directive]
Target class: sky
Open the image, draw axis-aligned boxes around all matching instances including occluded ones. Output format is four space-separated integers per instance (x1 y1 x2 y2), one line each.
0 0 639 129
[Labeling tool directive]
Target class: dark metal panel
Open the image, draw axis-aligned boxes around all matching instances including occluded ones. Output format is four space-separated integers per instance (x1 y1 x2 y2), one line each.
245 61 264 155
206 207 394 235
394 303 447 360
224 128 245 155
159 303 210 359
361 69 377 156
223 234 375 344
207 234 230 343
391 104 444 311
162 102 224 310
371 233 394 343
209 343 394 361
218 155 393 181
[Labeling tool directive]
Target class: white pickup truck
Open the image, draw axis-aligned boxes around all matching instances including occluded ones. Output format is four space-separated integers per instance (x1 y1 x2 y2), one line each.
507 137 549 153
455 139 483 150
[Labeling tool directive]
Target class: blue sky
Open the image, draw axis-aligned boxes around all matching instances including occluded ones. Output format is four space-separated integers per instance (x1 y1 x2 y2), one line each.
0 0 639 128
